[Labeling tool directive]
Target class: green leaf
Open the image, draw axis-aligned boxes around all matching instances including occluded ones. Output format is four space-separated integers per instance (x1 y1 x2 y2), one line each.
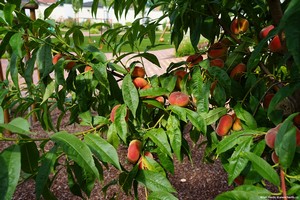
186 109 207 134
92 62 110 94
9 53 20 91
44 0 61 19
36 146 58 200
3 3 16 25
200 107 227 125
107 123 120 149
37 43 53 79
84 133 121 170
9 33 23 58
228 137 252 185
234 103 257 129
50 131 99 180
168 105 187 122
42 81 56 104
20 141 39 174
166 115 182 161
130 53 161 68
114 104 128 143
148 191 178 200
215 185 271 200
217 130 262 155
119 166 139 195
0 144 21 200
136 170 176 193
122 74 139 118
0 107 4 124
78 111 92 126
0 117 31 135
243 152 280 186
139 87 169 98
144 128 172 158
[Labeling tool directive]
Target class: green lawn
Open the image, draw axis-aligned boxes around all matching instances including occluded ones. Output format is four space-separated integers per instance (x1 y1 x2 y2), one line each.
83 32 174 53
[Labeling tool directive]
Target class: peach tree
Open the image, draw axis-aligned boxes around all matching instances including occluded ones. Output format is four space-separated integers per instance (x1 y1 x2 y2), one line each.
0 0 300 199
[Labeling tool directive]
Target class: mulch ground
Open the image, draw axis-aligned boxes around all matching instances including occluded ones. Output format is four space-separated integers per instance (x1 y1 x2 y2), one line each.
1 111 233 200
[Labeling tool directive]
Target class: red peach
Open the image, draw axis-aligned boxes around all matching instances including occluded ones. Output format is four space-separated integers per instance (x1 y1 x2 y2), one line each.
127 140 142 164
265 124 281 149
208 42 228 60
168 91 189 107
52 53 63 65
271 151 279 164
186 53 203 68
216 114 234 136
259 25 274 39
128 66 146 78
269 35 283 53
263 93 275 109
110 104 129 122
138 151 154 170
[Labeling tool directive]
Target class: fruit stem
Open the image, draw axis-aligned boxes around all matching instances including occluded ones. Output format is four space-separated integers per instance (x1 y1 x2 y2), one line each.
280 167 287 200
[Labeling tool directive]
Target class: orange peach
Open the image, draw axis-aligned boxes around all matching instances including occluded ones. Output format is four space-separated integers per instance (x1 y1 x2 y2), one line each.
127 140 142 164
155 96 165 104
168 91 189 107
128 66 146 78
133 77 148 89
208 42 228 60
210 58 224 68
230 18 249 35
269 35 283 53
110 104 129 122
52 53 63 65
232 118 243 131
230 63 246 80
216 114 234 136
84 65 93 72
186 53 203 68
259 25 274 39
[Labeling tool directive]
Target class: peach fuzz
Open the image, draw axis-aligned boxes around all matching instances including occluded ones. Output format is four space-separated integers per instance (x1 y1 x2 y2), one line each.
133 77 148 89
230 18 249 35
127 140 142 164
168 91 189 107
216 114 234 136
110 104 129 123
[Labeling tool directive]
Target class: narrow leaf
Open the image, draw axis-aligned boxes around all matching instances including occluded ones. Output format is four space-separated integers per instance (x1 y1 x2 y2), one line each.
122 74 139 117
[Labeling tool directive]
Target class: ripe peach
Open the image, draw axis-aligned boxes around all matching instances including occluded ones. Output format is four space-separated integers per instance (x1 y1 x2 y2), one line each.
186 53 203 68
128 66 146 78
259 25 274 39
84 65 93 72
155 96 165 104
232 118 243 131
210 58 224 68
220 37 232 47
127 140 142 164
52 53 63 65
230 18 249 35
138 151 154 170
265 124 281 149
142 83 151 90
133 77 148 89
230 63 246 80
168 91 189 107
271 151 279 164
269 35 283 53
216 114 234 136
263 93 275 109
296 128 300 146
208 42 228 60
110 104 129 122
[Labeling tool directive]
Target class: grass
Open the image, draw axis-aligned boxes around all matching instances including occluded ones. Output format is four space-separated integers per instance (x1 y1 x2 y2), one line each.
83 32 174 53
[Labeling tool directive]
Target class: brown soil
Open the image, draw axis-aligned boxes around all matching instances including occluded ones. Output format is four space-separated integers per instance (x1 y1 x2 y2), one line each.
2 111 233 200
